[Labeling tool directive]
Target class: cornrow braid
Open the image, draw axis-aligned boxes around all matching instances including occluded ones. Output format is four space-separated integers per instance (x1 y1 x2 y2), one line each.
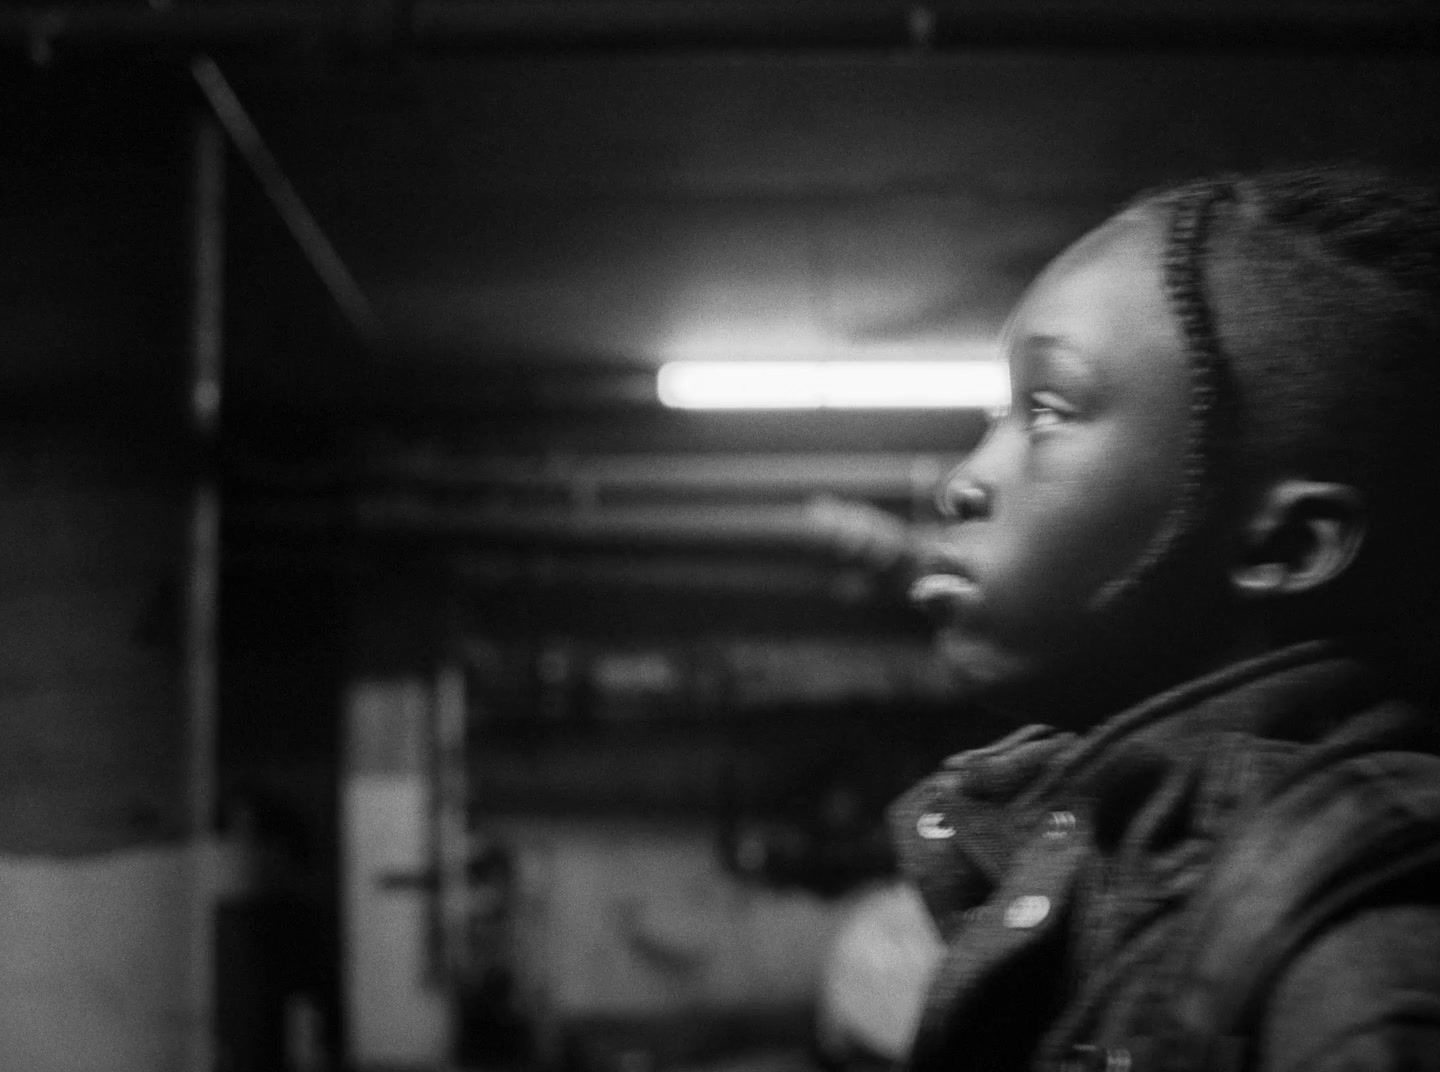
1091 179 1239 608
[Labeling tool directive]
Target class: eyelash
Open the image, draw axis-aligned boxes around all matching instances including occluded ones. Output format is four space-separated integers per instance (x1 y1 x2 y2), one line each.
1021 390 1075 430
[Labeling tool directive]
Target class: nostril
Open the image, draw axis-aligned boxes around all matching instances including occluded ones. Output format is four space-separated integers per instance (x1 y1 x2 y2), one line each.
937 479 992 521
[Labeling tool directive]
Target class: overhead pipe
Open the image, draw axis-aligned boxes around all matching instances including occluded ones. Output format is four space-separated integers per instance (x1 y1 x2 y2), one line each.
408 1 1440 55
233 494 916 568
353 498 905 558
217 542 913 609
227 453 948 582
7 1 1440 61
231 451 954 508
191 56 382 344
6 3 320 64
417 452 952 505
449 552 879 598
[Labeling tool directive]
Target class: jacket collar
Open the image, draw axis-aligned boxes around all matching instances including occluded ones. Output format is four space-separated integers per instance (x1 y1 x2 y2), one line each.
891 641 1383 938
1029 640 1377 801
897 642 1440 1071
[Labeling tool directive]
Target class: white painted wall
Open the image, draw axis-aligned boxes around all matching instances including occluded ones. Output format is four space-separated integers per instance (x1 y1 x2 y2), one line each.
342 676 853 1067
344 772 451 1066
0 845 202 1072
343 679 451 1067
496 818 845 1020
0 440 199 1072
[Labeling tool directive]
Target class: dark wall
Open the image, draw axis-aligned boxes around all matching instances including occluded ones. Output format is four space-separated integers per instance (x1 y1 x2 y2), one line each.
0 63 191 855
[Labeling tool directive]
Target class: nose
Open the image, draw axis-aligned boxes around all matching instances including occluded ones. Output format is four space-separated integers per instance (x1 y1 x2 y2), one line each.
935 468 993 521
935 410 1006 521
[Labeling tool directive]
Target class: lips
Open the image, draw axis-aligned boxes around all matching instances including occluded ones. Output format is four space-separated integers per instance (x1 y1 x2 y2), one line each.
908 547 980 611
909 572 979 606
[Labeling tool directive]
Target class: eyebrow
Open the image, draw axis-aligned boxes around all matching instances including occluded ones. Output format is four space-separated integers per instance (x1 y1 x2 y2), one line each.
1015 333 1078 361
1012 333 1106 393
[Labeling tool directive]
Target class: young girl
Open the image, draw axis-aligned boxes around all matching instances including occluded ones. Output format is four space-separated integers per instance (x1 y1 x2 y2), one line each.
895 168 1440 1072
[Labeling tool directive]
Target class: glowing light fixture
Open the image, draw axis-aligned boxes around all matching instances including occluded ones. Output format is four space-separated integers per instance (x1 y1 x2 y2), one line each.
656 360 1010 410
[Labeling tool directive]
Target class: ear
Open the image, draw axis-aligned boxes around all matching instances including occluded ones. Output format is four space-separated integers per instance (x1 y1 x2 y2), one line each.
1230 480 1367 599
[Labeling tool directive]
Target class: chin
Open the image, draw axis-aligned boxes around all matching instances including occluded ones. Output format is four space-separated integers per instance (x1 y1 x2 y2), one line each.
934 626 1115 726
934 627 1031 701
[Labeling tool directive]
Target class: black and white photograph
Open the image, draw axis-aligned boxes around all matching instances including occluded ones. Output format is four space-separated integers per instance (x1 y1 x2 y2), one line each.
4 3 1440 1071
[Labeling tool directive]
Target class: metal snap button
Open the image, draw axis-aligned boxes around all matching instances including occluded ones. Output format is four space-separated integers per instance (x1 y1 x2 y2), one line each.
1045 809 1077 839
1003 894 1051 929
916 811 956 839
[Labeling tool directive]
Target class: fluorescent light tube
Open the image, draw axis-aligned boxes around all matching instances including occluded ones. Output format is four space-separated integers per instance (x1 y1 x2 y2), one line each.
656 361 1010 410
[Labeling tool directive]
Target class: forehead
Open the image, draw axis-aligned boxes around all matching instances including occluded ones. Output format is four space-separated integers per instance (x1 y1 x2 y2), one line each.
1005 212 1188 403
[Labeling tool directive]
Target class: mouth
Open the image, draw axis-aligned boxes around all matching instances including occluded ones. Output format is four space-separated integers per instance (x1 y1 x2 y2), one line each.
907 551 980 611
909 572 979 605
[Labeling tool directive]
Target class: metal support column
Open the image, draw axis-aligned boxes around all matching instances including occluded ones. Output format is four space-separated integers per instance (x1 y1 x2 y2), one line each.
431 657 470 1059
184 110 226 1072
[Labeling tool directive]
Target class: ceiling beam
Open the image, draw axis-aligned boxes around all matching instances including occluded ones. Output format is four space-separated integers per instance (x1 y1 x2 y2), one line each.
7 2 1440 63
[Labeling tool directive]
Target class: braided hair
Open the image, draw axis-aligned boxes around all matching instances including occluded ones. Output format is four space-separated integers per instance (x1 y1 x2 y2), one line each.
1092 179 1241 606
1108 165 1440 633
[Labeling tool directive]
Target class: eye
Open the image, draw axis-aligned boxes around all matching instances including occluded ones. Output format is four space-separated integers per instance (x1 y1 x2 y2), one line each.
1024 389 1076 431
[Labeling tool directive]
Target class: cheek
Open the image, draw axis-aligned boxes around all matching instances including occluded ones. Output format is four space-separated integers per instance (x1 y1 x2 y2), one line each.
1000 450 1182 615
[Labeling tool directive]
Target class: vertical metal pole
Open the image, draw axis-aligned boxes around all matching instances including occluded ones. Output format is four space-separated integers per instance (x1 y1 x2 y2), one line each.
184 111 225 1072
432 658 470 1059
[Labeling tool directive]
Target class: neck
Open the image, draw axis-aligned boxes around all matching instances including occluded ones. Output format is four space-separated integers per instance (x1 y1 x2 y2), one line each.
990 625 1286 731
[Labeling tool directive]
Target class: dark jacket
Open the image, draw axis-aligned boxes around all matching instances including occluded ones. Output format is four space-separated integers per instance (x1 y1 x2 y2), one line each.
889 641 1440 1072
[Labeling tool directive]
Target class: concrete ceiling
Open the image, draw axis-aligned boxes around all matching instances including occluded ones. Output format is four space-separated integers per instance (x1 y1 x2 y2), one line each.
228 46 1440 383
7 4 1440 427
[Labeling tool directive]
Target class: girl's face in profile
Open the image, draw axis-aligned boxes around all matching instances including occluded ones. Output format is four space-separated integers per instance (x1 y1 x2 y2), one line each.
913 213 1240 720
